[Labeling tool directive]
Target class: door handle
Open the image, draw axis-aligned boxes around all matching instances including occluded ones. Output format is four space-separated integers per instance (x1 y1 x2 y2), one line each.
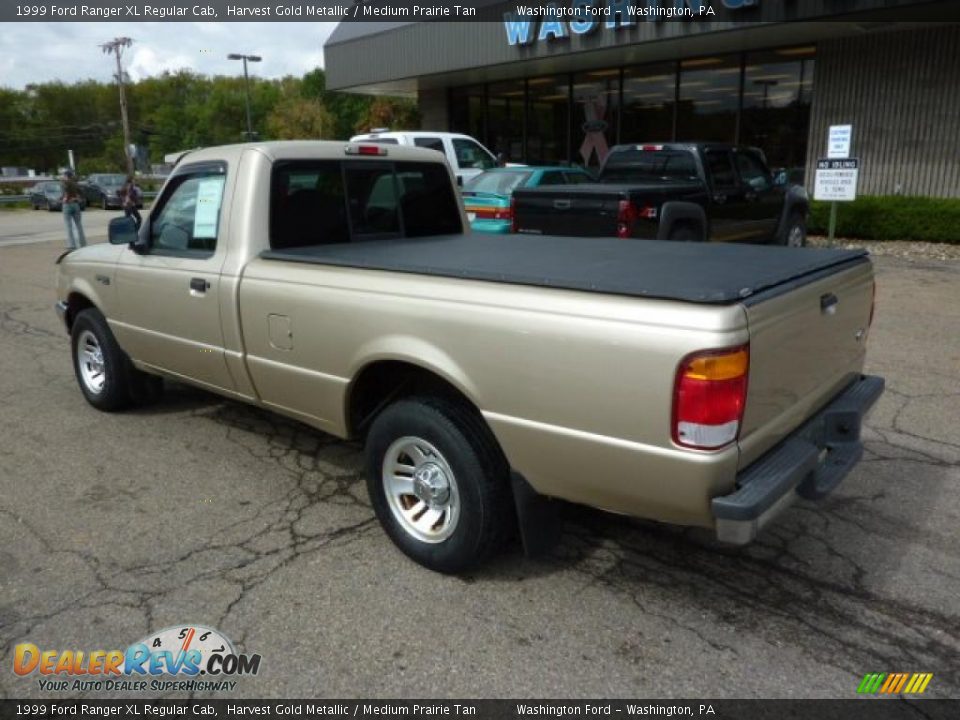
820 293 839 315
189 277 210 293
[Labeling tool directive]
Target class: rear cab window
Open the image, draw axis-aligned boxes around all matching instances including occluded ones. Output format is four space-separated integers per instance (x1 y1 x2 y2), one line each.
270 160 462 249
600 148 699 183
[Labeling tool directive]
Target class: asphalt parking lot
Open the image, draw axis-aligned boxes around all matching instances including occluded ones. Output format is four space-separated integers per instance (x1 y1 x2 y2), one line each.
0 210 958 700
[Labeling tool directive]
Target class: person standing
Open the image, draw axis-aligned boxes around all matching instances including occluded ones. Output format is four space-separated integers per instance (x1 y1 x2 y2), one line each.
61 169 86 249
121 174 143 230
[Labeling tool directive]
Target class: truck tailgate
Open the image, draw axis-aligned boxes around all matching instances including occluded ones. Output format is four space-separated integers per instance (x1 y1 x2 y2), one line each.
513 186 621 236
738 259 875 468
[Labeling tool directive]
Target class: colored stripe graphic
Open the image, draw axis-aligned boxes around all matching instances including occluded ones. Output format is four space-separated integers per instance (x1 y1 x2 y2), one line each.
858 673 933 694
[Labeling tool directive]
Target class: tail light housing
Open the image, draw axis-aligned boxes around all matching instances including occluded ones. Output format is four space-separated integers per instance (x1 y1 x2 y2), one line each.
616 200 656 239
510 196 518 233
466 206 513 221
673 345 749 450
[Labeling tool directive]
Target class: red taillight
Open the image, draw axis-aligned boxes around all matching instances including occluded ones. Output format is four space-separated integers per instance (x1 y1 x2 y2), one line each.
616 200 656 238
673 345 749 450
510 196 518 233
617 199 636 239
466 206 513 221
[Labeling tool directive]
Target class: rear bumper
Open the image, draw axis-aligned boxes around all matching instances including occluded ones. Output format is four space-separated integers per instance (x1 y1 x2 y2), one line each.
712 374 885 544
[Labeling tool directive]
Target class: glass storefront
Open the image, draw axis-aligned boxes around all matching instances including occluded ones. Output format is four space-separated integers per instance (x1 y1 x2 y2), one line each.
741 47 815 179
526 76 569 166
677 56 742 143
449 47 816 172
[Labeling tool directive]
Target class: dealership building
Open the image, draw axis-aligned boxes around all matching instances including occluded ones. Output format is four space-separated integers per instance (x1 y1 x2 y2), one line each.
324 0 959 197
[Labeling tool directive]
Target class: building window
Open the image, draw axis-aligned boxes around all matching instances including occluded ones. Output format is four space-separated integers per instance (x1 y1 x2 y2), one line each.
571 69 620 169
677 55 741 143
621 63 677 144
526 76 570 165
449 85 485 144
487 79 526 164
741 47 815 179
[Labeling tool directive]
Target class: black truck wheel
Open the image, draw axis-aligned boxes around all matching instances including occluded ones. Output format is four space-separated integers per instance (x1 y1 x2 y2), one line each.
364 396 514 573
781 212 807 247
668 223 702 242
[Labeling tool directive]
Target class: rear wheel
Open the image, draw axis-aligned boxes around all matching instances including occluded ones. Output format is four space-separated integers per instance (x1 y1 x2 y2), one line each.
365 396 513 573
668 223 701 242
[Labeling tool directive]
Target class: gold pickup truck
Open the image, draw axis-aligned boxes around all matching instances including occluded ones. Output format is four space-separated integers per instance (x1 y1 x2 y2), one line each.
55 141 884 573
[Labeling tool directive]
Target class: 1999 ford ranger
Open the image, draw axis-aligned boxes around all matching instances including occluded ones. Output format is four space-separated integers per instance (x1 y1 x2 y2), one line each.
55 141 883 573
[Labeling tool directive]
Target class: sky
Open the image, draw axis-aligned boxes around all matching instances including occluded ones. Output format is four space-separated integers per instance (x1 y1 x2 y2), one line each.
0 22 339 90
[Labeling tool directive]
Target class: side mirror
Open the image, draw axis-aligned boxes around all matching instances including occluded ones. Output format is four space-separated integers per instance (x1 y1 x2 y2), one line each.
108 216 137 246
772 170 788 187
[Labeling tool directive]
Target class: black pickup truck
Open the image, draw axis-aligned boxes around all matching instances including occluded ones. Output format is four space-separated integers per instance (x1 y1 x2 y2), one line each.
512 143 809 246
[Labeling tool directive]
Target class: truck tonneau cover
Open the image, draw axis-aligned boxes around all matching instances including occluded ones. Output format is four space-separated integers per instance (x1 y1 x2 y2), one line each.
261 235 867 305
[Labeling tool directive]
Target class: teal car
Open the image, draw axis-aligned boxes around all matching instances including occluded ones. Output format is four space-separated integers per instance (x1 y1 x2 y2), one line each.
462 166 593 234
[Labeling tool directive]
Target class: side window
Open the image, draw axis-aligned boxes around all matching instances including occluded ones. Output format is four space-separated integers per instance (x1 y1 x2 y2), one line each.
539 171 566 185
414 137 445 153
270 161 348 249
452 138 496 171
150 166 226 254
735 152 773 192
705 151 738 189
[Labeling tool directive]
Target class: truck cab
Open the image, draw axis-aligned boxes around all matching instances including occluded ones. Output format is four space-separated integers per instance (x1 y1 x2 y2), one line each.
348 130 500 185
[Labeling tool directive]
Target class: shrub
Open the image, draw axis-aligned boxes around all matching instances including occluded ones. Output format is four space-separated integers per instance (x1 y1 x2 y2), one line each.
808 196 960 244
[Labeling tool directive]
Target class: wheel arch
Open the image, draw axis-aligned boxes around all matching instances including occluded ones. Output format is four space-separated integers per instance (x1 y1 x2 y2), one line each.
64 291 99 332
346 358 486 442
656 201 708 241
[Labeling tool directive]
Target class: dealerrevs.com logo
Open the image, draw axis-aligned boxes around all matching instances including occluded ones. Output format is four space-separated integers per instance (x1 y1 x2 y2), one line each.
13 625 261 693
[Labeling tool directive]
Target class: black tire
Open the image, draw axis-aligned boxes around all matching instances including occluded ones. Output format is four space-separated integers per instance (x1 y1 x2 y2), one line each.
70 308 138 411
780 211 807 247
365 396 514 573
668 222 701 242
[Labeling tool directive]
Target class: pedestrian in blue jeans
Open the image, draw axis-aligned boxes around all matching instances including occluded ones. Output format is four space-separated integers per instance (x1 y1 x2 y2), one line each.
61 169 86 249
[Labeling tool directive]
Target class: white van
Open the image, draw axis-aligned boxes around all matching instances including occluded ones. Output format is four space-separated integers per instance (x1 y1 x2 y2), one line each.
348 130 501 185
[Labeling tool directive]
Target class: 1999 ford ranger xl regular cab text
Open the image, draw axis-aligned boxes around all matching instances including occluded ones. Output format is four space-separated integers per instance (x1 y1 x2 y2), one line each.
55 141 884 573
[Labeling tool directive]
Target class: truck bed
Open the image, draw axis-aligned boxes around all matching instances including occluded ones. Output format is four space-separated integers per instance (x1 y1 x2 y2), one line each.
261 235 866 305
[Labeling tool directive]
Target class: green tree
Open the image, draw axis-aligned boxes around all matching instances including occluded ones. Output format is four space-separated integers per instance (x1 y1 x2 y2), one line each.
353 97 421 134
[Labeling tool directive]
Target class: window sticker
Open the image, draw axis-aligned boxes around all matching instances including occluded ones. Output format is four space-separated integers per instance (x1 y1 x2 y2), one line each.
193 176 225 239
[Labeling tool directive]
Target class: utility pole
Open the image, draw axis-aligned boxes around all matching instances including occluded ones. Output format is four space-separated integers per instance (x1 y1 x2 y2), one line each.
228 53 262 140
101 37 134 175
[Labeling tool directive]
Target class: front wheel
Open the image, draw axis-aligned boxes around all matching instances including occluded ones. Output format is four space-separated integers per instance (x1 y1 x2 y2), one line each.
365 397 514 573
70 309 139 411
781 212 807 247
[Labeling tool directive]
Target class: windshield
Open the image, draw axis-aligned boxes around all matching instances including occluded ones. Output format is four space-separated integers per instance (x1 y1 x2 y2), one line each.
464 171 531 196
601 149 699 183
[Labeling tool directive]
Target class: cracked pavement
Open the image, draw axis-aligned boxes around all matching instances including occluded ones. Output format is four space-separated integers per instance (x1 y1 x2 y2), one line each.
0 212 958 699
